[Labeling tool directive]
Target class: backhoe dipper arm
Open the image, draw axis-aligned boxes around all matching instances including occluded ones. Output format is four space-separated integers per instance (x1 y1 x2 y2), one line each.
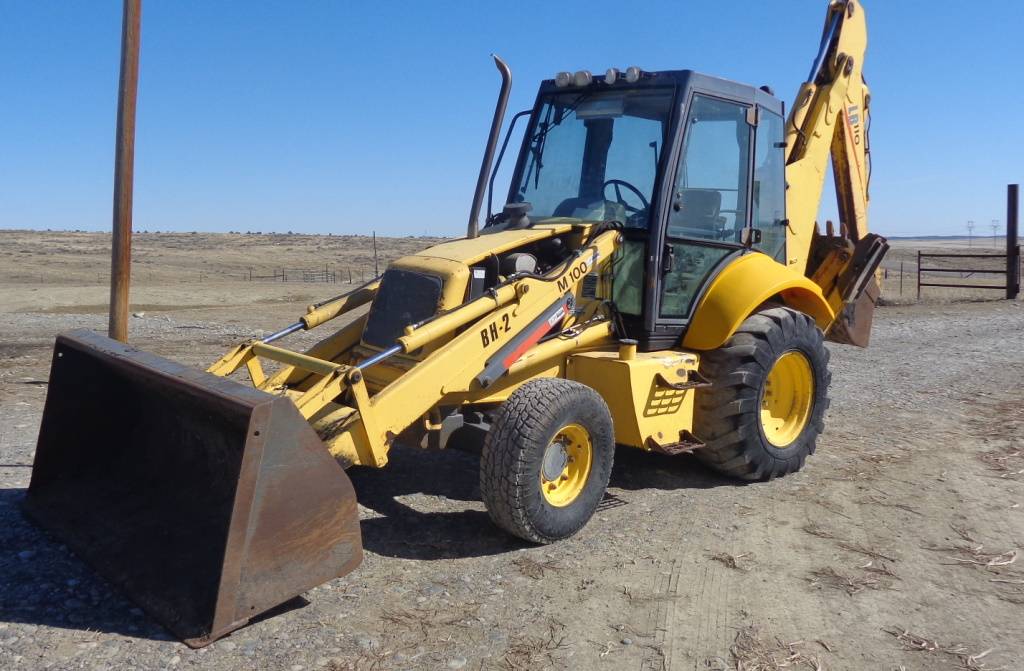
784 0 871 267
783 0 886 347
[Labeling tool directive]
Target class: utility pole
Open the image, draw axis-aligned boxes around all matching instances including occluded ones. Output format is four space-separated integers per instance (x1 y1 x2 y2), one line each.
991 219 999 247
108 0 142 343
966 220 975 247
372 231 379 277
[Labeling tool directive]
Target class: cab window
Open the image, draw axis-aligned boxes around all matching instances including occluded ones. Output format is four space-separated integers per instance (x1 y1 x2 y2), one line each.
668 95 751 242
752 108 787 261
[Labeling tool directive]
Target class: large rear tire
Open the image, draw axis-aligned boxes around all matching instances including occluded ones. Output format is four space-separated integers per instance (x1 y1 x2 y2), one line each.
694 307 830 481
480 378 614 544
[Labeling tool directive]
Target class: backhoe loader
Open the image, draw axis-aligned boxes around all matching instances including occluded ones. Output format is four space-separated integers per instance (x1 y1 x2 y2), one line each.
25 0 887 646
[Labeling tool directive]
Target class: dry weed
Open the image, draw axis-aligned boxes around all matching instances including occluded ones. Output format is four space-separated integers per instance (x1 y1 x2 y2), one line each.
923 542 1018 568
950 523 977 543
885 627 1004 670
859 560 900 579
837 541 897 562
810 497 852 519
988 572 1024 604
856 495 923 516
502 620 567 670
707 626 825 670
978 447 1024 479
379 602 481 641
801 523 838 540
807 566 894 595
709 551 754 571
511 555 561 580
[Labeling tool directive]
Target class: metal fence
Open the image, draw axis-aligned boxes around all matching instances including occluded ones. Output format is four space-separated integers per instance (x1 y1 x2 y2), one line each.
247 266 377 283
916 184 1021 300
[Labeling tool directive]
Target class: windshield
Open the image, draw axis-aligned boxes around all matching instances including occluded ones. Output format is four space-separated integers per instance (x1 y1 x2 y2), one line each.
512 87 674 228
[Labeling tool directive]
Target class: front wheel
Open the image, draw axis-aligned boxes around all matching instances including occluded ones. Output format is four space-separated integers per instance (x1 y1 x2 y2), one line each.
694 307 831 481
480 378 614 544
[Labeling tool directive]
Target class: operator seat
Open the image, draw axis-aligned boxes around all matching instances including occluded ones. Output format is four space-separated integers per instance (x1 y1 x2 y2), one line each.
670 188 724 238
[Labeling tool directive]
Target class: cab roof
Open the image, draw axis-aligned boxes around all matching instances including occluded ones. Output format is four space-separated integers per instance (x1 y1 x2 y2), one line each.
537 69 784 117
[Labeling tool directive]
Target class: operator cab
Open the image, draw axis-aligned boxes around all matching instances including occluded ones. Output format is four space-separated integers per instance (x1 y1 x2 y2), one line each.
495 69 787 350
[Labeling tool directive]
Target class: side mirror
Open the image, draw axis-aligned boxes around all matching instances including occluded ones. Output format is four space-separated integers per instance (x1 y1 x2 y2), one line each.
740 228 763 246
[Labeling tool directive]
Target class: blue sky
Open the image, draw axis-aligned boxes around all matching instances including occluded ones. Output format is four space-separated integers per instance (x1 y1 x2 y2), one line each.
1 1 1021 238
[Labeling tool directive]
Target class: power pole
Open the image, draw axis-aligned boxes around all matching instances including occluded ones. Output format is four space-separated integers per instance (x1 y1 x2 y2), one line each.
108 0 142 343
372 231 379 277
991 219 999 247
966 220 975 247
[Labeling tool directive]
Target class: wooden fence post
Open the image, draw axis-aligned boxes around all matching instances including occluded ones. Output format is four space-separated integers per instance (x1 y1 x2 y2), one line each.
107 0 142 343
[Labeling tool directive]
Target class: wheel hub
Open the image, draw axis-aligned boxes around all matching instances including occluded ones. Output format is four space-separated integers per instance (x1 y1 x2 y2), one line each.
542 442 569 481
539 423 593 507
760 350 814 447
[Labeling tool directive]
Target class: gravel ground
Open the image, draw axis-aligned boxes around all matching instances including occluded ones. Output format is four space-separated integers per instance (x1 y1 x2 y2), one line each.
1 296 1023 670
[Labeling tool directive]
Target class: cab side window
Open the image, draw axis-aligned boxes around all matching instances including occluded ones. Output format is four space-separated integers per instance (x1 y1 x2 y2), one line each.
668 95 750 242
752 109 787 261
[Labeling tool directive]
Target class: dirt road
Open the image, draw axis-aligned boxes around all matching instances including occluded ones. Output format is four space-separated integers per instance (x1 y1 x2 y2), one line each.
1 232 1022 670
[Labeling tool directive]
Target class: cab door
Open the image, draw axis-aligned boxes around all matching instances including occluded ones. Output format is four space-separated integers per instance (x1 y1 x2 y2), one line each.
654 94 753 334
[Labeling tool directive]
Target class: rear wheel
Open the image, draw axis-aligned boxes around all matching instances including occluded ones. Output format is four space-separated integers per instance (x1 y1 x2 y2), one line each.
694 307 830 480
480 378 614 543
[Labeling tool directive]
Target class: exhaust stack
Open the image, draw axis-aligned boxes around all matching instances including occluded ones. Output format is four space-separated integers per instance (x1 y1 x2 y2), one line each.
467 54 512 239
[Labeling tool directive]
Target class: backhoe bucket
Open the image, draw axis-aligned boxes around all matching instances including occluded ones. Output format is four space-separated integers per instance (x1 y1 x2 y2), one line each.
23 329 363 647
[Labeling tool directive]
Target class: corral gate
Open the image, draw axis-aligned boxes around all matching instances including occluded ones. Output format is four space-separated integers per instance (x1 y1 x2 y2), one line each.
917 184 1021 300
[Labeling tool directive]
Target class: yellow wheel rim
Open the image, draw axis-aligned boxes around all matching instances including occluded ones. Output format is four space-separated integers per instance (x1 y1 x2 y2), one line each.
540 423 593 507
760 351 814 447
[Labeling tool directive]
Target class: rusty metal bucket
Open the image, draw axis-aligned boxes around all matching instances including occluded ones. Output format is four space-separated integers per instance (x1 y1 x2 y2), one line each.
23 329 363 647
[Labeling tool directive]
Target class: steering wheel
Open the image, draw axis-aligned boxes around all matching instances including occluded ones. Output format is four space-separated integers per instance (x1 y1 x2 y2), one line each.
603 179 650 214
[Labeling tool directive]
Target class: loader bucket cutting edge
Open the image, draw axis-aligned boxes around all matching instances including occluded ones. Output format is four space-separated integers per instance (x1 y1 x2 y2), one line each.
23 329 363 647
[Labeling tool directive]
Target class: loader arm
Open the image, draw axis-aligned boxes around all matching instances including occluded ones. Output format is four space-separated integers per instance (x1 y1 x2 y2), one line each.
783 0 888 345
208 227 620 468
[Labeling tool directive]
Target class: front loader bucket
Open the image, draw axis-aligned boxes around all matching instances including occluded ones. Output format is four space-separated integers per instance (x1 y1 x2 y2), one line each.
23 329 363 647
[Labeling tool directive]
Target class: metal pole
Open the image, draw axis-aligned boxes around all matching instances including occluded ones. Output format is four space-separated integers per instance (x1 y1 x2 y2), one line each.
916 250 921 301
107 0 141 343
1008 184 1020 299
900 261 904 296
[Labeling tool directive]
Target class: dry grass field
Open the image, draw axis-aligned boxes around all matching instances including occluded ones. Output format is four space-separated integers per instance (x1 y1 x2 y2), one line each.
1 230 1022 670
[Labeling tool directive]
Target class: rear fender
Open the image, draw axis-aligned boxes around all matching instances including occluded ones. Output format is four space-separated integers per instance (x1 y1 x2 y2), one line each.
682 253 834 351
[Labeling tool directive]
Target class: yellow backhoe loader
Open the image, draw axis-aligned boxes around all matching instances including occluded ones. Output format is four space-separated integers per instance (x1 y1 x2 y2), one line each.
25 0 887 646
